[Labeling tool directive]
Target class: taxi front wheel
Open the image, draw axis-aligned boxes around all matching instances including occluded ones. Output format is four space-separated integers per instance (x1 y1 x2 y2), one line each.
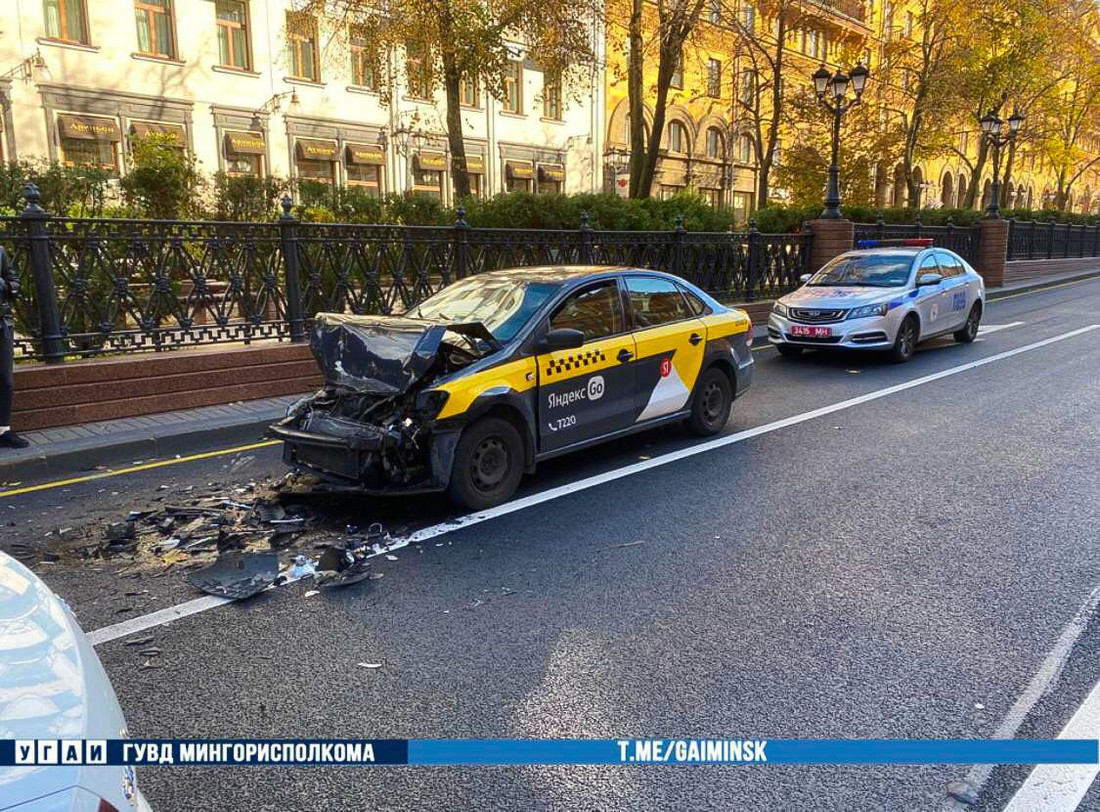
685 367 733 437
447 417 525 511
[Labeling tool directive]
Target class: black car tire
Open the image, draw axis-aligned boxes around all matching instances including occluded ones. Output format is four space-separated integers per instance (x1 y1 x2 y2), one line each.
954 303 982 343
685 367 734 437
776 344 803 358
447 417 525 511
889 315 919 363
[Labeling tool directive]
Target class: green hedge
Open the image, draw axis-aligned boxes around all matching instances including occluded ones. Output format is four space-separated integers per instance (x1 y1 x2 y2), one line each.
752 203 1099 233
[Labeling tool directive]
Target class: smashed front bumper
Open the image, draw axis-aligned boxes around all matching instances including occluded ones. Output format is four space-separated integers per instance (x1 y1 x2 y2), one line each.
268 414 461 496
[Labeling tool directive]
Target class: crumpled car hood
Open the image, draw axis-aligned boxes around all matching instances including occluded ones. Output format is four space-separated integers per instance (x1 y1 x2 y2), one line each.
310 313 498 395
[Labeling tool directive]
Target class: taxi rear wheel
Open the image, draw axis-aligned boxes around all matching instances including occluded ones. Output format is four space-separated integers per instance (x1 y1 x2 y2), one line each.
954 303 982 343
889 315 919 363
448 417 524 510
685 367 733 437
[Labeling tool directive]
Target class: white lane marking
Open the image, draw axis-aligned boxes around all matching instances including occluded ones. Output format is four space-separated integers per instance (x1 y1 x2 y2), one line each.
89 324 1100 647
942 582 1100 810
1003 680 1100 812
978 321 1026 335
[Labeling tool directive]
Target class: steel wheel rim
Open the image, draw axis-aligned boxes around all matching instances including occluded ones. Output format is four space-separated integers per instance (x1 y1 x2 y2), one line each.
702 381 724 424
470 436 509 493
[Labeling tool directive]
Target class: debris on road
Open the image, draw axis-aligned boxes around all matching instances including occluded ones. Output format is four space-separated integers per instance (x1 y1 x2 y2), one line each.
357 662 384 669
186 551 279 600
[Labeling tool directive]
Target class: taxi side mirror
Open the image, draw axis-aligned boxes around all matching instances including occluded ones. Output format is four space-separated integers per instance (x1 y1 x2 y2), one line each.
916 273 943 287
538 328 585 352
799 274 812 284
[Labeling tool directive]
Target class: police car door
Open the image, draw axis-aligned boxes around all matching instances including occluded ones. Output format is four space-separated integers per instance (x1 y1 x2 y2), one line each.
936 251 970 330
536 280 637 453
625 275 708 423
914 252 948 332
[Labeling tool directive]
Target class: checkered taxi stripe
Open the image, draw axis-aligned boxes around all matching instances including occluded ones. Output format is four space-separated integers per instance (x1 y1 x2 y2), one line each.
545 349 607 377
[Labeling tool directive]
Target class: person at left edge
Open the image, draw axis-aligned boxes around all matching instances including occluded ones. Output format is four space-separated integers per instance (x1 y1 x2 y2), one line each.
0 245 28 449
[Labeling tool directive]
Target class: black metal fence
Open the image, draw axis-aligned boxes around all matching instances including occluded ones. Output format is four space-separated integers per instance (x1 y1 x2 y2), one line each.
852 215 981 265
1006 219 1100 261
0 185 810 364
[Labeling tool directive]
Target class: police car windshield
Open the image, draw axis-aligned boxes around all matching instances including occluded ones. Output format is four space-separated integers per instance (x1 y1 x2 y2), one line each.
409 277 563 342
808 253 913 287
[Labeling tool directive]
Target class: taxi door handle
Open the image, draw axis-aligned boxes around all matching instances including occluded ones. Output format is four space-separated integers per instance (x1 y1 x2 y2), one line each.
617 348 634 363
689 333 703 345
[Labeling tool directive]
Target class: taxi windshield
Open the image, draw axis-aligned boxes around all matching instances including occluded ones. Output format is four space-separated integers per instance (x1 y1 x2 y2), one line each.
808 253 914 288
407 277 562 342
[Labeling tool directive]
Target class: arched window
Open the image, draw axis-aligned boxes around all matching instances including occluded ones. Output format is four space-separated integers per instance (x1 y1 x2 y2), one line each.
705 127 723 159
667 121 689 154
940 171 953 207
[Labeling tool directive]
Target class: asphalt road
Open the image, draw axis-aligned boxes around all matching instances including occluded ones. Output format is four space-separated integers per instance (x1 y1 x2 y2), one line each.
5 277 1100 810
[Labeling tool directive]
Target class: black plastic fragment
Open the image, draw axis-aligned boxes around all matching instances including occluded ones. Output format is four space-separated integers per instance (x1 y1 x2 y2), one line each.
186 551 279 600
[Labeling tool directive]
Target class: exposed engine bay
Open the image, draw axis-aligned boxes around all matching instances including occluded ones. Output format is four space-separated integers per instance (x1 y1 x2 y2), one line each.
270 313 500 492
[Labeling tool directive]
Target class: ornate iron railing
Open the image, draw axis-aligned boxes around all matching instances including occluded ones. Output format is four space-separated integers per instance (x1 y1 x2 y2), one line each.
0 185 810 363
852 216 982 265
1006 219 1100 261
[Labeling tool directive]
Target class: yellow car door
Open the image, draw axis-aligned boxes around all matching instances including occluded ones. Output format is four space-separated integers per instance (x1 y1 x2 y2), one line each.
536 280 637 453
624 275 708 423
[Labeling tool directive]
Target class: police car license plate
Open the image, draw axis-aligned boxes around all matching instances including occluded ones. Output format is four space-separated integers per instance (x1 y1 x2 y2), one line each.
791 325 831 338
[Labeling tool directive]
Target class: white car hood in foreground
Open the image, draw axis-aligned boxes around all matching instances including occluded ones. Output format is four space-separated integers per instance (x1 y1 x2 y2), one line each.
782 285 907 310
0 552 137 811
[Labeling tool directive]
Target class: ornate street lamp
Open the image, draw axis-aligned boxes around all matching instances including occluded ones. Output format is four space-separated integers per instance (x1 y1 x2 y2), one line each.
813 62 870 219
980 108 1025 218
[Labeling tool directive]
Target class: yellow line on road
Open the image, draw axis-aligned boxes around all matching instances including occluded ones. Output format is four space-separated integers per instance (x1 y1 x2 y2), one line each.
0 439 281 499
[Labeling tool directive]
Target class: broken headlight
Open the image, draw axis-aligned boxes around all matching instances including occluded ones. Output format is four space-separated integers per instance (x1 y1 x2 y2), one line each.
415 389 450 418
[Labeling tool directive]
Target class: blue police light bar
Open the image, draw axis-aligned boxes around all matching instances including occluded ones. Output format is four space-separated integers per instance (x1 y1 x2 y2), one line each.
857 238 934 248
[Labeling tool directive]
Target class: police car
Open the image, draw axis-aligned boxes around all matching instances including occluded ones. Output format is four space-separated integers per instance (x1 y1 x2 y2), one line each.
271 266 754 510
768 239 985 362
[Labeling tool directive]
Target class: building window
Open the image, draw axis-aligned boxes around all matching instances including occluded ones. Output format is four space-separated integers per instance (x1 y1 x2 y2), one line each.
659 185 684 200
216 0 250 69
346 145 385 196
57 114 122 175
706 58 721 98
460 75 480 107
134 0 175 58
667 121 688 154
708 0 721 24
44 0 90 44
287 12 319 81
705 127 723 159
543 72 562 120
295 139 337 186
702 188 720 207
350 28 377 89
737 133 753 163
670 51 683 89
503 61 523 114
538 164 565 194
224 130 266 176
406 43 431 99
505 160 533 192
904 10 914 37
739 69 754 105
413 152 446 199
740 2 755 30
731 191 753 223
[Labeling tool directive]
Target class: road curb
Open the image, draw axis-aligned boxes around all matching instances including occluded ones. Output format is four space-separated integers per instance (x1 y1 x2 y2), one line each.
0 415 279 485
987 269 1100 300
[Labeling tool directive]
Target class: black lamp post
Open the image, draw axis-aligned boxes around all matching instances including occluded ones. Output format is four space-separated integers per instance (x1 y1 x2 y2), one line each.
979 108 1024 218
813 61 869 219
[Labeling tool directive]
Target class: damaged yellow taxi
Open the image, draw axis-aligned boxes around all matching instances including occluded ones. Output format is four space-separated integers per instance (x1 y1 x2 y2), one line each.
269 266 754 509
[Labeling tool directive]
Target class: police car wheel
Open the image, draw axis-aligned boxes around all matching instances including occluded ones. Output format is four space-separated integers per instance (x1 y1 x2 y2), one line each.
448 417 524 510
776 344 803 358
889 316 918 363
954 303 982 344
685 367 733 437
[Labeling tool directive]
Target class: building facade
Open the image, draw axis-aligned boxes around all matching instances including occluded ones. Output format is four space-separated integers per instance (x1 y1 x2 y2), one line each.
0 0 605 204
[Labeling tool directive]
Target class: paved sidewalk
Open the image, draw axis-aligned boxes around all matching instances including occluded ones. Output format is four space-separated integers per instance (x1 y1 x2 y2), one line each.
0 394 300 483
2 265 1096 486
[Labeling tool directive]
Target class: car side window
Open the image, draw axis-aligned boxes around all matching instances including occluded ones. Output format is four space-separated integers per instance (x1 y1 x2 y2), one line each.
677 284 709 316
626 277 693 328
549 282 624 341
916 253 941 282
936 252 963 278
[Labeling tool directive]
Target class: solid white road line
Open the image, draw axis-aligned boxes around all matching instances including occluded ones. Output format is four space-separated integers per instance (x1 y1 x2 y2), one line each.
1003 680 1100 812
978 321 1026 335
87 324 1100 647
942 583 1100 810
